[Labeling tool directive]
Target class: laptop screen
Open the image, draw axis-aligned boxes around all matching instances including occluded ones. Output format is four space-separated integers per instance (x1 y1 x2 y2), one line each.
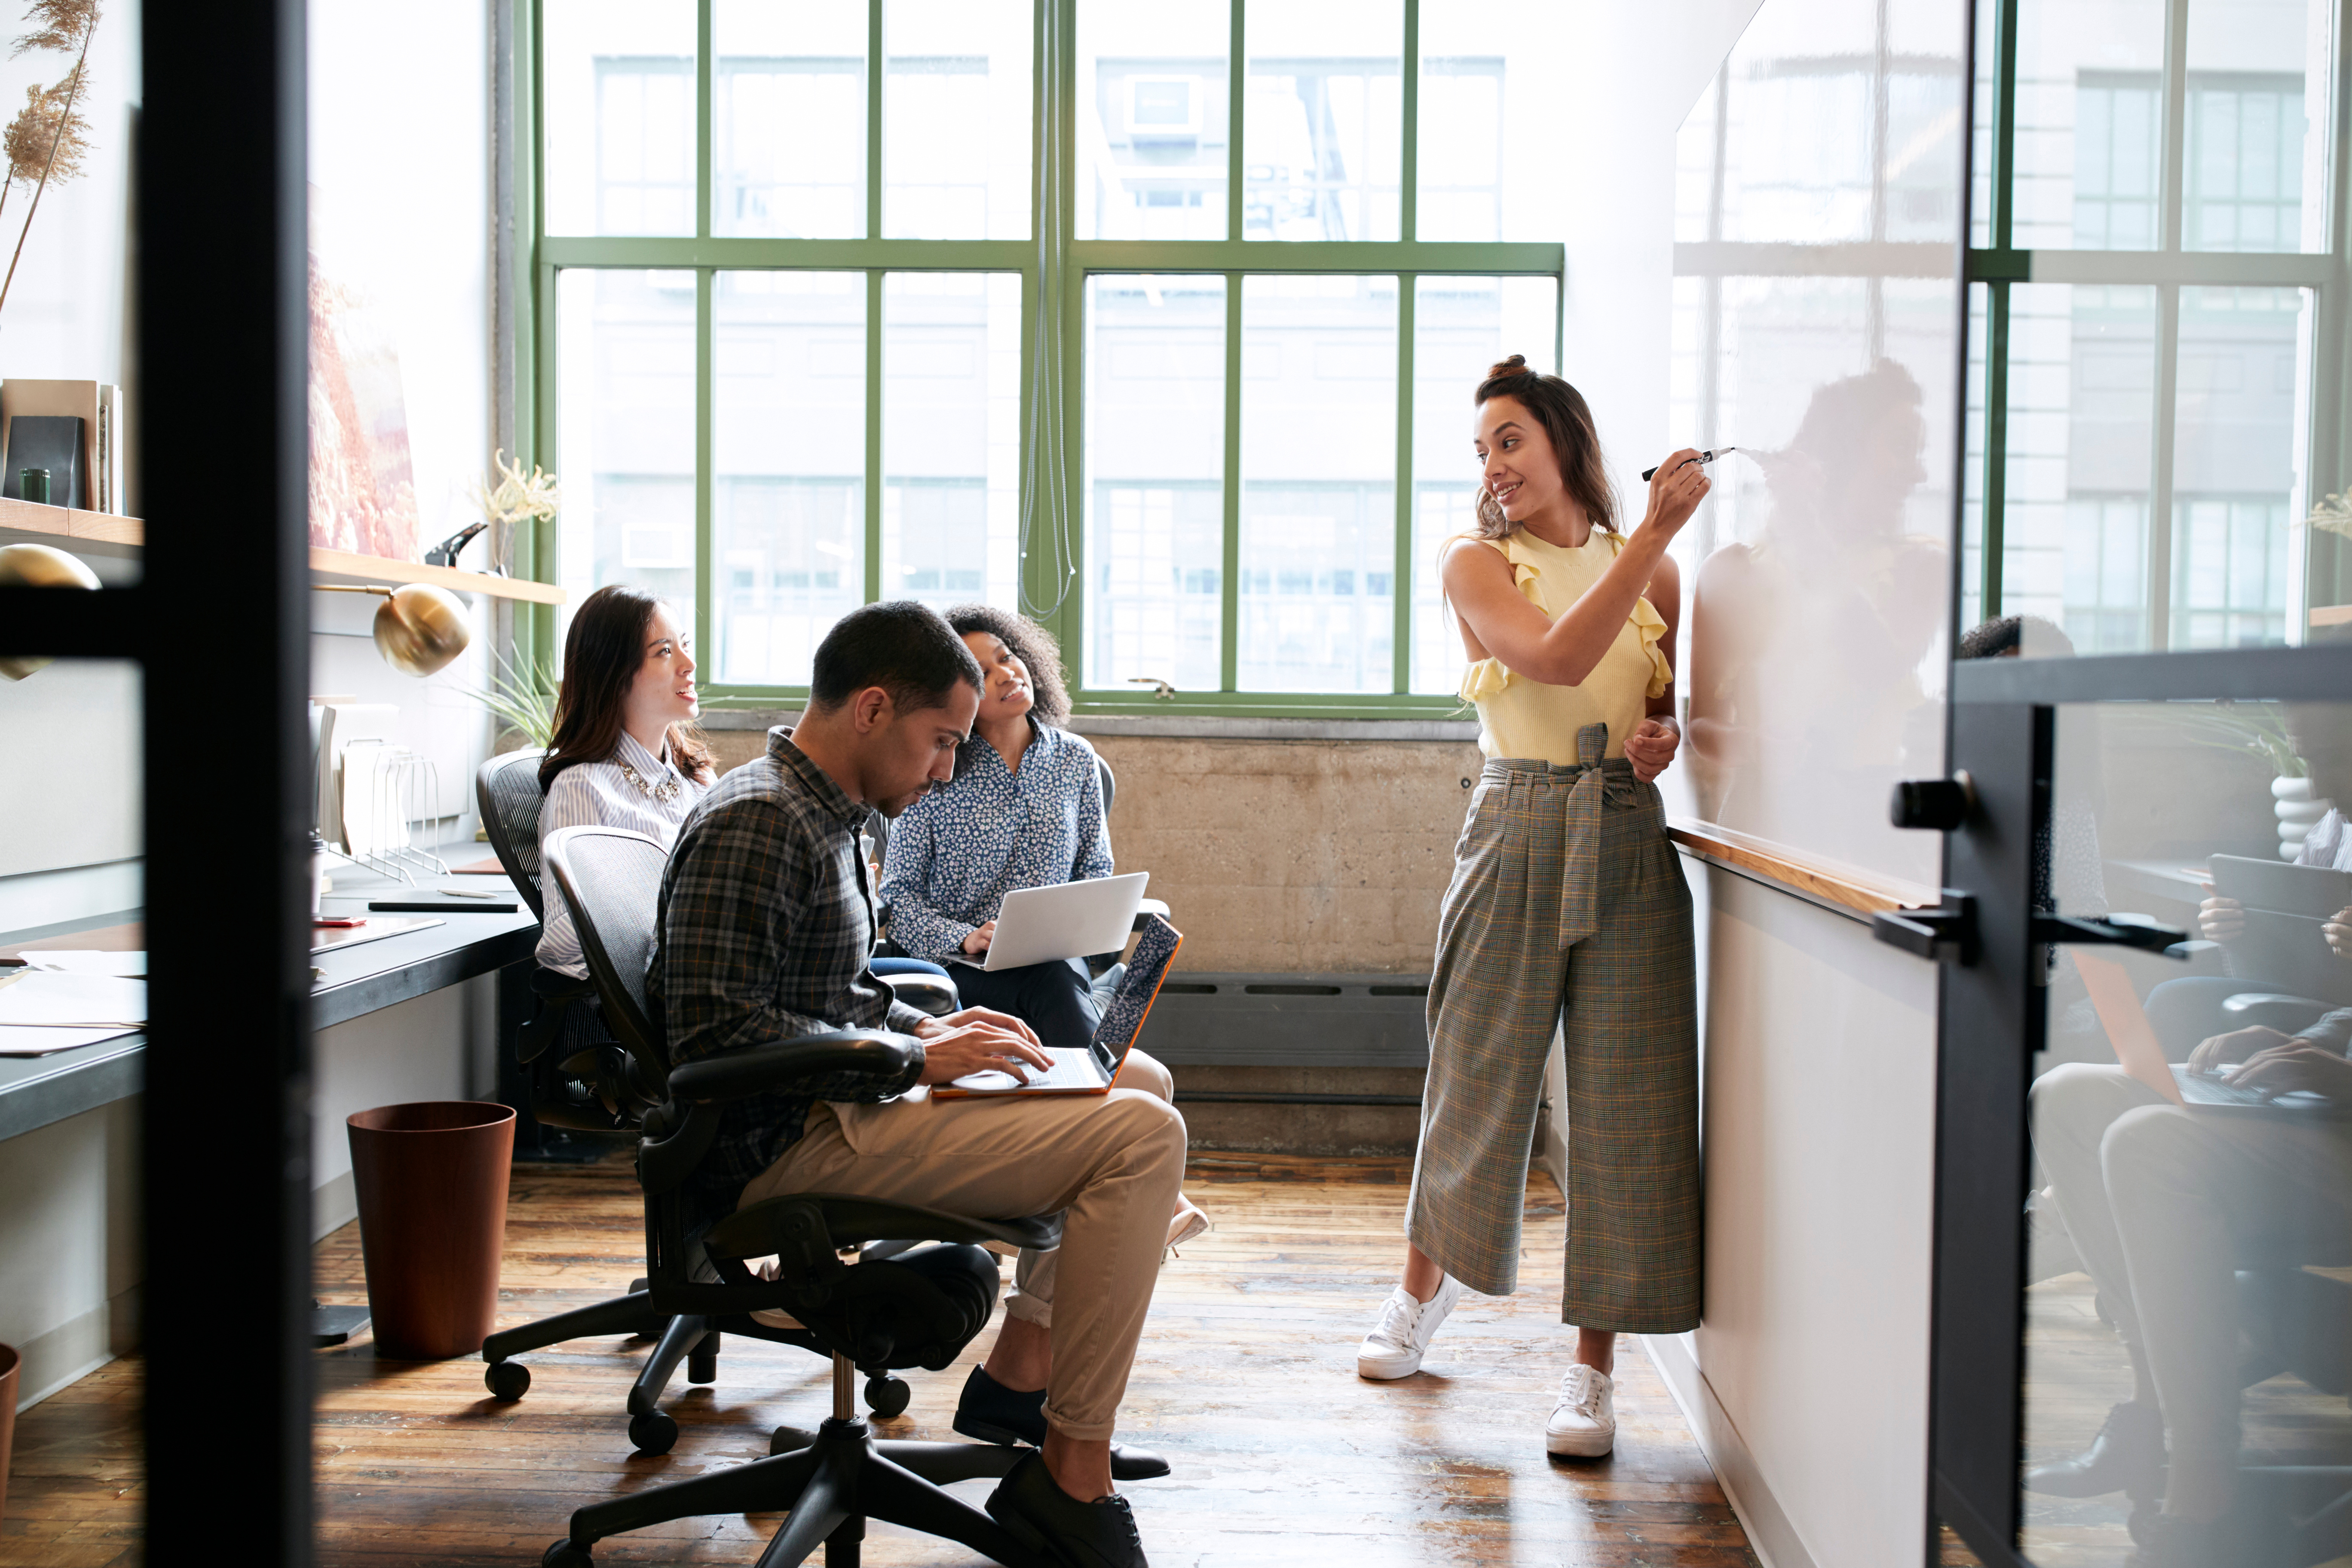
1090 915 1182 1071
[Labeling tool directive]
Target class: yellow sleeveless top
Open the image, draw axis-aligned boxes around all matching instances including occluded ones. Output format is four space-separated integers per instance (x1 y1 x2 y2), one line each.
1458 529 1672 765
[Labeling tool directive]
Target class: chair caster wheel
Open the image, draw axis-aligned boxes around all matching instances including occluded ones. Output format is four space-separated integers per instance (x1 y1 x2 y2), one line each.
628 1410 679 1455
485 1361 530 1401
863 1375 910 1420
770 1423 818 1456
542 1541 593 1568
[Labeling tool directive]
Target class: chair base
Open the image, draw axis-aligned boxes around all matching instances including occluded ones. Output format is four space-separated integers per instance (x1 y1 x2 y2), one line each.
481 1293 910 1452
545 1416 1045 1568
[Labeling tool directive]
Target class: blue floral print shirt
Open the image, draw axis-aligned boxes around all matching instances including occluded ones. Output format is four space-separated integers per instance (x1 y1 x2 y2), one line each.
879 718 1114 962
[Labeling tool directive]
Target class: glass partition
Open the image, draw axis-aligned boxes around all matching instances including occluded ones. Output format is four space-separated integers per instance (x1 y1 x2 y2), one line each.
2021 694 2352 1566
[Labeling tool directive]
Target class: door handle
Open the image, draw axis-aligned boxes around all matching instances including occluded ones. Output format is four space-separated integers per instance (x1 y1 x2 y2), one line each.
1889 772 1976 831
1872 892 1978 965
2031 912 2191 959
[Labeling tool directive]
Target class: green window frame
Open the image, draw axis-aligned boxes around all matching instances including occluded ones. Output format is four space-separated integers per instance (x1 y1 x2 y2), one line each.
516 0 1564 719
1966 0 2352 648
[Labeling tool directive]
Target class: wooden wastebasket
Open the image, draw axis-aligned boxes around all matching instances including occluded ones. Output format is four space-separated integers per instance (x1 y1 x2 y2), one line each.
346 1102 517 1360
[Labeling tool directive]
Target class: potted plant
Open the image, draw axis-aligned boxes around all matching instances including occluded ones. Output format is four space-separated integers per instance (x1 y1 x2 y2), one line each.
2171 701 2334 861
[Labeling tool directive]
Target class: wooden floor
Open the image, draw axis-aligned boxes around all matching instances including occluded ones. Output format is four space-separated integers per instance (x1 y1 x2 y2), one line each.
2 1152 1758 1567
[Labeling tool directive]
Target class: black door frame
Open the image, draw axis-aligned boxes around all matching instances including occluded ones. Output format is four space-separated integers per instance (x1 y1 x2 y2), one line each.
0 0 316 1560
1927 643 2352 1567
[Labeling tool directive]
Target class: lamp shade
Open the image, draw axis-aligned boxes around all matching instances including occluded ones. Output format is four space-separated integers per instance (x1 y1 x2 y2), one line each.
373 582 471 677
0 542 103 681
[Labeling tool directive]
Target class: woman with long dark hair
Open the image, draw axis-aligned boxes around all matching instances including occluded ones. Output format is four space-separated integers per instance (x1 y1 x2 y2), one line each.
876 604 1208 1460
534 584 716 979
1351 357 1710 1461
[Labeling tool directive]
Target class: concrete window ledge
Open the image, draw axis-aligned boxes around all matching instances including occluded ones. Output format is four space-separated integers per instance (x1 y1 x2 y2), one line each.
701 709 1480 744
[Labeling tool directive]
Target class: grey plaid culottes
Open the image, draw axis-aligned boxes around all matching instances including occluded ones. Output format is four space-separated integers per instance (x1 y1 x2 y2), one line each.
1405 722 1701 1332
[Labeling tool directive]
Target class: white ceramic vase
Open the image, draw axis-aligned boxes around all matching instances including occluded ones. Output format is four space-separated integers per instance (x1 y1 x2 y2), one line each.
2272 774 2335 861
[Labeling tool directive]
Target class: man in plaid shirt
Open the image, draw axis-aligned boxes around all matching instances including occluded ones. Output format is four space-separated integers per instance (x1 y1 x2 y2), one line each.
653 600 1182 1568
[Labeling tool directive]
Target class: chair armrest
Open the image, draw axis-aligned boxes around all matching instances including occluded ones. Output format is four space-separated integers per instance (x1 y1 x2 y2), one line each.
531 968 598 1000
665 1030 919 1102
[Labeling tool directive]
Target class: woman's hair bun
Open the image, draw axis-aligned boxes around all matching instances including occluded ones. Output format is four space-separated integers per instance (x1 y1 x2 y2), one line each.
1486 353 1532 380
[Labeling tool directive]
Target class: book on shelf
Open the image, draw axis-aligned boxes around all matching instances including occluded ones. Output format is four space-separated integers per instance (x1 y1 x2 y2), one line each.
0 380 127 514
2 415 83 508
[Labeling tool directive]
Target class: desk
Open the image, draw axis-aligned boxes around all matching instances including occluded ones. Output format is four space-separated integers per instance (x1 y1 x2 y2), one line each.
0 854 539 1143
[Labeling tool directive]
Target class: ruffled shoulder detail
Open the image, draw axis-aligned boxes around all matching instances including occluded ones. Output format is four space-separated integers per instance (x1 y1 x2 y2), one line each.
1456 538 1541 702
1629 591 1672 699
1594 531 1673 699
1459 655 1512 704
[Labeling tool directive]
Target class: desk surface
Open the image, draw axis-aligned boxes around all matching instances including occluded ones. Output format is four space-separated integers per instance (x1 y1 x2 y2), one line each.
0 851 541 1142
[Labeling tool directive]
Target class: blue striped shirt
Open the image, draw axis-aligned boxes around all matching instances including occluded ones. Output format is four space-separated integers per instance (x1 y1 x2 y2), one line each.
879 720 1113 962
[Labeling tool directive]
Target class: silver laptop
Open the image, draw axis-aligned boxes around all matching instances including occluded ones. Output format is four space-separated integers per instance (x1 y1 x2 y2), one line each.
955 873 1150 972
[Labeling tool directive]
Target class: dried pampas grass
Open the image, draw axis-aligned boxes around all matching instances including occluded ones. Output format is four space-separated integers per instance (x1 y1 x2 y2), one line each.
9 0 94 58
0 0 99 325
3 70 87 186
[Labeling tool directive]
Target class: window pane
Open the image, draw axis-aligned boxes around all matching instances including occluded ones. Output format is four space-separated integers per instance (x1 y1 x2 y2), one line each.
1244 0 1402 243
1411 276 1556 694
882 273 1022 612
713 271 866 686
544 0 698 237
882 0 1032 240
2182 0 2331 254
714 0 866 239
1239 274 1397 693
2170 285 2311 648
1078 0 1230 241
1084 275 1225 692
1413 3 1559 242
554 269 698 657
2010 0 2166 250
1994 282 2159 652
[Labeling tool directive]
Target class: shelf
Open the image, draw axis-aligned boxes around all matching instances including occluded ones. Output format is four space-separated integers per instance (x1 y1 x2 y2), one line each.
0 496 565 604
308 547 565 605
0 493 139 553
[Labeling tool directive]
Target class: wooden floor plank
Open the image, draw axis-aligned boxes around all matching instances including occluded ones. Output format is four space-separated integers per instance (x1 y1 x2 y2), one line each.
0 1153 1758 1567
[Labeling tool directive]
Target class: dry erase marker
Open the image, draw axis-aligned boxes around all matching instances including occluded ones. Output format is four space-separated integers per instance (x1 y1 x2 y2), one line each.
1642 447 1736 482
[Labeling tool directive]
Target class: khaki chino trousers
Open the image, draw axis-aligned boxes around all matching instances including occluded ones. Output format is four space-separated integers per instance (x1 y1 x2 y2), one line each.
739 1049 1185 1442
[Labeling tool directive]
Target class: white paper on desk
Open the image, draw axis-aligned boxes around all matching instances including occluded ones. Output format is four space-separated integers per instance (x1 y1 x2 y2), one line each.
0 1024 138 1057
17 949 147 977
0 974 147 1025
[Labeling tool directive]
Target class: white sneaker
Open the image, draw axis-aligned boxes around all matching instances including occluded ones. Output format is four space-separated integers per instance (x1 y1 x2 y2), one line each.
1546 1364 1616 1457
1355 1275 1465 1380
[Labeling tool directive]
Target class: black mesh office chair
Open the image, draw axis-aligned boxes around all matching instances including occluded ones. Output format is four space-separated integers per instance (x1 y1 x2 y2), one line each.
533 824 1066 1568
492 825 977 1449
476 791 923 1448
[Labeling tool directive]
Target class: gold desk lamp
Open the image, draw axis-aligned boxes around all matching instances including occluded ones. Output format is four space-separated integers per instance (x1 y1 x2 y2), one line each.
0 544 472 681
314 581 472 677
0 541 103 681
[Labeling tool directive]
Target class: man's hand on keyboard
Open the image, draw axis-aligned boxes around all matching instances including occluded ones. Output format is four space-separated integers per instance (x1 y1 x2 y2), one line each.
914 1016 1054 1086
2223 1039 2352 1099
2188 1025 2288 1075
919 1004 1041 1048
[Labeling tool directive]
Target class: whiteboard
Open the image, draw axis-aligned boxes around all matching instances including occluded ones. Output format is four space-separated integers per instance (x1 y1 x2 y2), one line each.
1668 0 1967 892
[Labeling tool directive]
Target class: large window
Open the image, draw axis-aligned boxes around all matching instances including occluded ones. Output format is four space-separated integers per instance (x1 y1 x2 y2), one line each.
1963 0 2347 652
532 0 1561 711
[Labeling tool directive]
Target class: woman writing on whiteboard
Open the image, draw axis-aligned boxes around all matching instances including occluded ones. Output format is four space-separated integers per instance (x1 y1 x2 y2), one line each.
1351 355 1710 1460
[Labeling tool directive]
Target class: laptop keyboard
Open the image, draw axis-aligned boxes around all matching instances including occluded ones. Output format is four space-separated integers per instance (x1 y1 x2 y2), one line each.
2176 1067 2277 1106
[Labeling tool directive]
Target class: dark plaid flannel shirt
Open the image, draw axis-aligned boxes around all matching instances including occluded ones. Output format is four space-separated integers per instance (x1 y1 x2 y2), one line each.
650 728 930 1205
